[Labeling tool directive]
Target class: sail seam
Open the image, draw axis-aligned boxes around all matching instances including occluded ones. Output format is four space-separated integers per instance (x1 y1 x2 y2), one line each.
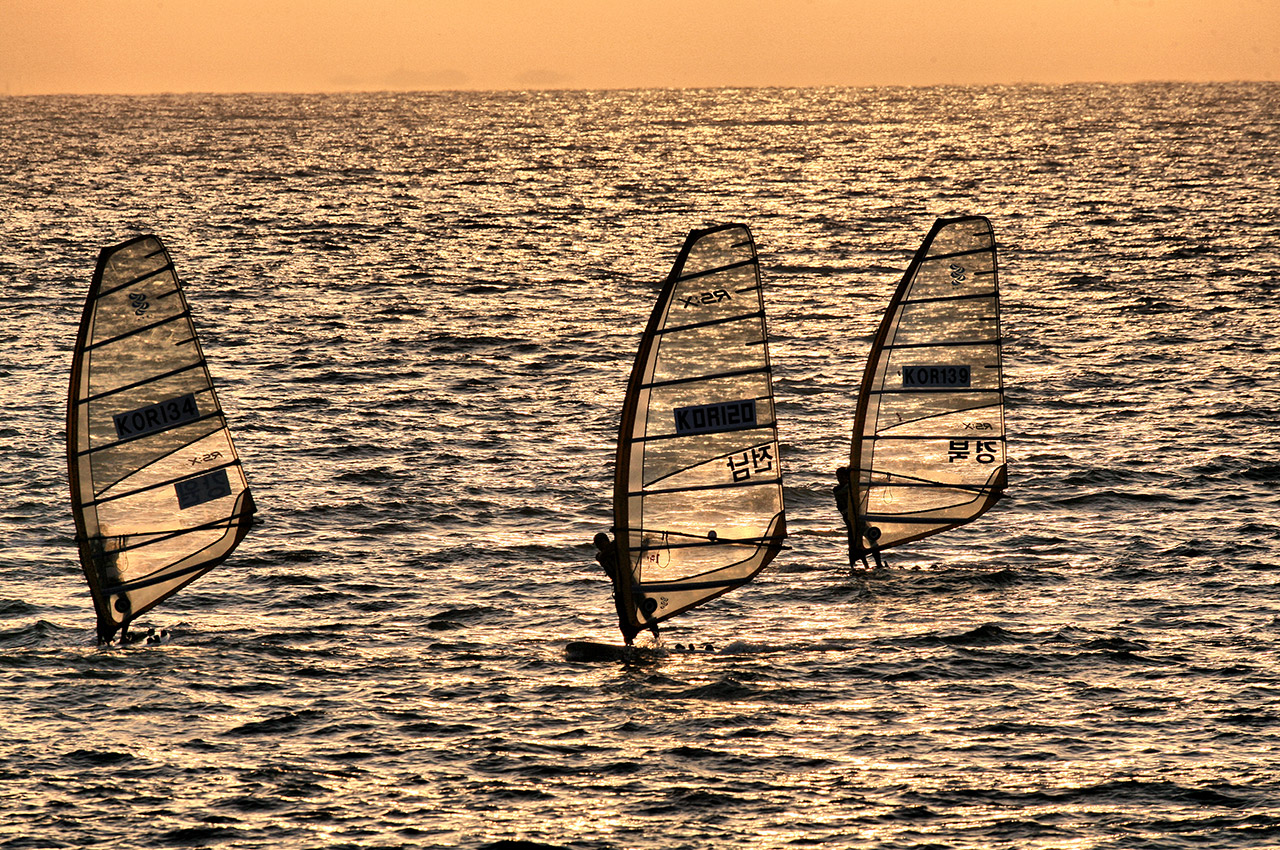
637 578 749 592
102 557 222 594
864 512 989 524
865 480 1001 494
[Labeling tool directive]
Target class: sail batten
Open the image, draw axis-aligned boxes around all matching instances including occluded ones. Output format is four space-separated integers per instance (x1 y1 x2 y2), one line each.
610 223 786 644
100 266 176 296
83 311 193 350
843 216 1007 568
79 362 208 403
884 338 1002 350
631 474 784 499
82 458 245 507
657 309 765 336
674 256 758 283
68 235 255 643
641 365 770 390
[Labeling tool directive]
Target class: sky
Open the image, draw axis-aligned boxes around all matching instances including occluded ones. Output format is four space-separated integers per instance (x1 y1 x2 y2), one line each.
2 0 1277 95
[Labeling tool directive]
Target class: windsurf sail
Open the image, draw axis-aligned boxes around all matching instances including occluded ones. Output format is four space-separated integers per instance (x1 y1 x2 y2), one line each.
843 215 1006 569
67 235 255 643
608 224 786 644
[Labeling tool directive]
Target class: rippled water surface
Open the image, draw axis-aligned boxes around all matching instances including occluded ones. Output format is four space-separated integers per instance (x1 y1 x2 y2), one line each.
2 84 1280 849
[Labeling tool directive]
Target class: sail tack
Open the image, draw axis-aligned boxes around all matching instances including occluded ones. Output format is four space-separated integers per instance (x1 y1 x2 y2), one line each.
68 236 255 642
846 216 1006 566
612 224 786 643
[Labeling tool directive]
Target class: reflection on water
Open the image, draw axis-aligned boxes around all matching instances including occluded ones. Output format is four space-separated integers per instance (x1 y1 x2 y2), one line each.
0 83 1278 848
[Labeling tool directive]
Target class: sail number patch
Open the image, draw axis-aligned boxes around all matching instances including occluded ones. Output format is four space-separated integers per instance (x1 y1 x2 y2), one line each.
903 365 970 388
114 393 201 439
674 399 756 436
175 468 232 509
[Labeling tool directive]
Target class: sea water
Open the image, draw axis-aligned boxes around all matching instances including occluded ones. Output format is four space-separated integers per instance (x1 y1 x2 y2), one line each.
1 84 1278 849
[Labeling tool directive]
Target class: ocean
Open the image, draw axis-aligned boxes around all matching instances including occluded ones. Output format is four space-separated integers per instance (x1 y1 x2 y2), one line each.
1 83 1279 849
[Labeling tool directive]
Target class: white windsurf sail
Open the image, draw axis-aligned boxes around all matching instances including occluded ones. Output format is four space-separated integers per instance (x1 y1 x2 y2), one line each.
68 235 255 642
843 215 1006 568
608 224 786 644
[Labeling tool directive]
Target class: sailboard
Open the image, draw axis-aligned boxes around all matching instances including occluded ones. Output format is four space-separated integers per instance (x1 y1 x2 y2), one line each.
597 223 787 648
67 235 256 643
841 215 1006 569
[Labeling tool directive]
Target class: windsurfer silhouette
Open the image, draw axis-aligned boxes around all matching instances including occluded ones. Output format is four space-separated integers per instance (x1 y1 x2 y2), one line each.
593 531 618 582
834 466 853 535
835 466 883 572
594 532 659 645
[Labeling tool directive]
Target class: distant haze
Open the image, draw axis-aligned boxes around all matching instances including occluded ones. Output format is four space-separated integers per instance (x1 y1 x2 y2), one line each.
2 0 1277 95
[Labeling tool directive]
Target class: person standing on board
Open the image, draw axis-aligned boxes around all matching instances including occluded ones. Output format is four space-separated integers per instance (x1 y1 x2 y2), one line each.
593 532 618 583
594 532 659 644
834 466 853 536
835 466 883 572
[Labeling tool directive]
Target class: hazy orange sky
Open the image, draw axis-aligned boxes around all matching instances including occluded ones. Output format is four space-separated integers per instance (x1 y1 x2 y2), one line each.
2 0 1277 95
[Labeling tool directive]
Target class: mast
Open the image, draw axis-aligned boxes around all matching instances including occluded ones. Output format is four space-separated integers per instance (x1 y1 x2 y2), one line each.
68 235 255 642
844 215 1006 568
610 224 786 644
